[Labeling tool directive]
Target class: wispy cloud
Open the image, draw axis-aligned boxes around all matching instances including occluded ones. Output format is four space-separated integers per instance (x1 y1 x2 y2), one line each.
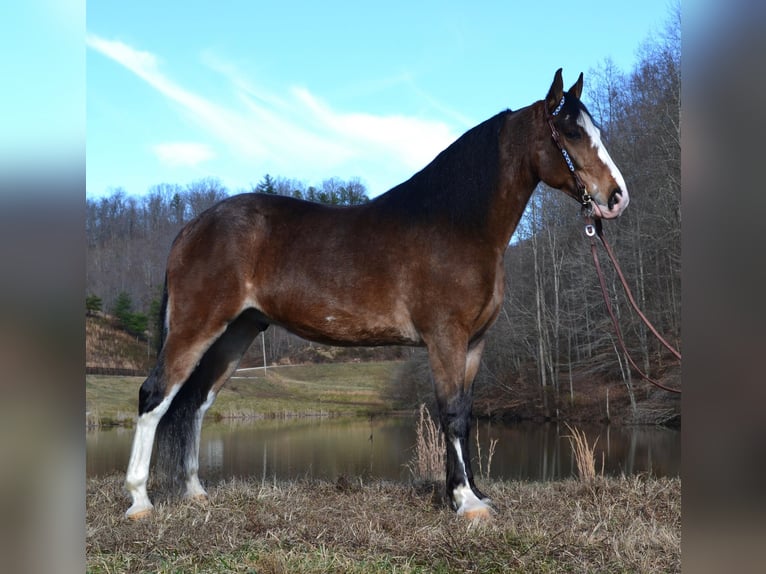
86 34 459 193
152 142 216 167
86 34 271 159
291 87 455 172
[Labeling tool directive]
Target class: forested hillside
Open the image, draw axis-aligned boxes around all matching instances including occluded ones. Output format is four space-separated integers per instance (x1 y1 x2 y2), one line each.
86 12 680 422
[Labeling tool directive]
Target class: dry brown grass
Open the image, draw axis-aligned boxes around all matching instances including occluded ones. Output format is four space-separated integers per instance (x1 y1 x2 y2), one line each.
87 473 680 573
407 404 445 482
86 315 153 372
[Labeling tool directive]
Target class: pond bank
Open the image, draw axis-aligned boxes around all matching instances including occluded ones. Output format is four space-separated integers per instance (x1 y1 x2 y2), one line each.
86 361 400 428
86 360 681 430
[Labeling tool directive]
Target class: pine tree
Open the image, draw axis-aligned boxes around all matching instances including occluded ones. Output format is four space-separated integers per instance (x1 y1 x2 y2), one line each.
255 174 277 194
86 294 102 315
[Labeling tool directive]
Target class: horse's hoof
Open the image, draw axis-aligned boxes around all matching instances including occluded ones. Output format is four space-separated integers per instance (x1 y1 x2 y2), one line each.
461 504 493 520
187 493 209 504
125 507 153 520
457 497 494 521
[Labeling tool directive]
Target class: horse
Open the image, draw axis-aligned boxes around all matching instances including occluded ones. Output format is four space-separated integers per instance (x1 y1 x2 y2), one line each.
124 69 629 520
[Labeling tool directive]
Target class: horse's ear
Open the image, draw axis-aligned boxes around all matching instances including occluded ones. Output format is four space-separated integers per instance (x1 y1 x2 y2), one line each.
545 68 564 115
567 72 584 100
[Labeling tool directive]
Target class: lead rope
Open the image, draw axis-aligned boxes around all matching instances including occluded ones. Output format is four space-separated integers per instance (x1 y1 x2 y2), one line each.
585 217 682 394
546 97 681 393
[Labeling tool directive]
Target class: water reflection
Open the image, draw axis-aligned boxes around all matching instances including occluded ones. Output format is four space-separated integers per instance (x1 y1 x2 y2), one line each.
472 420 681 481
86 417 680 481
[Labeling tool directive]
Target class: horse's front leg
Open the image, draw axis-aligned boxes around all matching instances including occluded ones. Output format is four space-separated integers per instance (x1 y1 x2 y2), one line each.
427 337 492 519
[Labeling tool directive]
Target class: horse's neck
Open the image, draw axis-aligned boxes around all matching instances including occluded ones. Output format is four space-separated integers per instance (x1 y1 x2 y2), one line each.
369 103 543 251
488 103 544 249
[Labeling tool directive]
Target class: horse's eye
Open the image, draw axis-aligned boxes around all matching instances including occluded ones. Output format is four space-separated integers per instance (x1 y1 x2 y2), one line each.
565 129 582 140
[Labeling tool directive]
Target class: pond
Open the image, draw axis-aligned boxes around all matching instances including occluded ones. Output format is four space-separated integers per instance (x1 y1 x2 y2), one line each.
87 416 680 482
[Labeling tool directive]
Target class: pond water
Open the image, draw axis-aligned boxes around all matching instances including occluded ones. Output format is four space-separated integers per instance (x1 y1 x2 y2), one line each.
87 416 680 482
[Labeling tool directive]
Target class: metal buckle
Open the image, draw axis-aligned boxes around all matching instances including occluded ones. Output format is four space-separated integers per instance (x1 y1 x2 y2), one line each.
585 224 596 237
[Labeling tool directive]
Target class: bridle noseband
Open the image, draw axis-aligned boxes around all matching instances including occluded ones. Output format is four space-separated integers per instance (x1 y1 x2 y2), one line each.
545 95 595 217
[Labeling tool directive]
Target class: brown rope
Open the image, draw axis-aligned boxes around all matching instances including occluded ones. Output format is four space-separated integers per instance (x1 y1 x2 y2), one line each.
587 219 681 394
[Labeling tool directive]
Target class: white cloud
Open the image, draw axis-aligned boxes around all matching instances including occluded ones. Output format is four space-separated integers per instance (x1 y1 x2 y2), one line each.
86 34 161 84
291 87 456 172
152 142 216 167
86 34 271 159
86 34 459 193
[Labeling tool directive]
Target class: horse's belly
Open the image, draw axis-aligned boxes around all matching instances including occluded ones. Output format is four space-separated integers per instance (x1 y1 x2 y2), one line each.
253 282 422 346
259 295 422 347
285 312 421 347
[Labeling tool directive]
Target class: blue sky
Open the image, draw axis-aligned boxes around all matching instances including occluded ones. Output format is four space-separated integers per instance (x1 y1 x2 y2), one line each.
87 1 673 199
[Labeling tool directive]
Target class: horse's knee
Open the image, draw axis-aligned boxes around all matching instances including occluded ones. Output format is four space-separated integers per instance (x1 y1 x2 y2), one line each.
438 392 473 438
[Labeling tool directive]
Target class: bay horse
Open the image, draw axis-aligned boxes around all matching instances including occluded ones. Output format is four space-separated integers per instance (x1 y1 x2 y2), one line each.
125 69 628 520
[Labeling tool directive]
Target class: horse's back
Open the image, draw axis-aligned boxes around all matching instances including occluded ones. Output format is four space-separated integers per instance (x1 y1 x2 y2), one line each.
165 191 502 348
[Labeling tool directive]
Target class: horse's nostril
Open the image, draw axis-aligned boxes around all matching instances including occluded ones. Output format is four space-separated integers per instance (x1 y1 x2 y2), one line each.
608 189 621 210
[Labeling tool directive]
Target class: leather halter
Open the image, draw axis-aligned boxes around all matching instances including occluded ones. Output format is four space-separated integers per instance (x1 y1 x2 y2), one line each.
545 95 595 215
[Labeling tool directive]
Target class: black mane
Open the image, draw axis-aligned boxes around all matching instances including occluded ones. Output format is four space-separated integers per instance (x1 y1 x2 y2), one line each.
556 94 599 130
373 110 512 230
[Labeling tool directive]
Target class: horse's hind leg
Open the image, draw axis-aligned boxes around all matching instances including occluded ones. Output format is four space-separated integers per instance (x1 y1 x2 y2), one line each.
177 310 265 501
125 307 238 519
124 361 180 519
182 391 216 501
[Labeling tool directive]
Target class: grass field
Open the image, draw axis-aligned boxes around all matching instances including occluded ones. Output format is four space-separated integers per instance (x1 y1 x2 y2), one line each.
87 473 681 573
86 361 403 426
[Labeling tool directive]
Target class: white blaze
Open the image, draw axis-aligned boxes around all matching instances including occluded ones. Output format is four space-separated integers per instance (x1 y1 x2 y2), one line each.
577 112 629 204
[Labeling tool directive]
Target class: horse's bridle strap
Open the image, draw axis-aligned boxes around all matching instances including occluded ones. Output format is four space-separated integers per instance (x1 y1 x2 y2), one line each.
546 96 594 213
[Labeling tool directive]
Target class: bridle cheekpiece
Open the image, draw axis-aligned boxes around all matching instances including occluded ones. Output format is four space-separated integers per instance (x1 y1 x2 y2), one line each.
546 95 595 217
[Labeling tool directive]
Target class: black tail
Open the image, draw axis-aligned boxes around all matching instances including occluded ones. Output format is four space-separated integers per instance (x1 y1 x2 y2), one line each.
138 275 170 416
155 370 206 496
152 304 263 496
157 274 169 355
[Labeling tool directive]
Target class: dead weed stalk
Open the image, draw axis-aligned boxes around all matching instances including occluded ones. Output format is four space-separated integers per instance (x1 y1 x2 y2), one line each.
474 423 498 480
564 423 603 483
408 403 445 481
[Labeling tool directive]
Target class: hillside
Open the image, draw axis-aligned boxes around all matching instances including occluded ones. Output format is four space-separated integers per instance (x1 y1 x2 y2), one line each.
86 314 155 374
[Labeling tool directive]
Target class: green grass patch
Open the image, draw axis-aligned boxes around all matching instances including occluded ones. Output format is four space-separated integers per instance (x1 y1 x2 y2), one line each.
86 375 144 426
85 361 403 425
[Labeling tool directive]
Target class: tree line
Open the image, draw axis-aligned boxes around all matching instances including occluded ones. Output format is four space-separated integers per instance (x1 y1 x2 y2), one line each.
476 9 681 418
86 9 680 419
87 176 369 317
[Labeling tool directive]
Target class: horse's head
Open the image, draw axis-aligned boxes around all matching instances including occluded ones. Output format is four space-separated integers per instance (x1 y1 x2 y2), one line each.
538 69 629 220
